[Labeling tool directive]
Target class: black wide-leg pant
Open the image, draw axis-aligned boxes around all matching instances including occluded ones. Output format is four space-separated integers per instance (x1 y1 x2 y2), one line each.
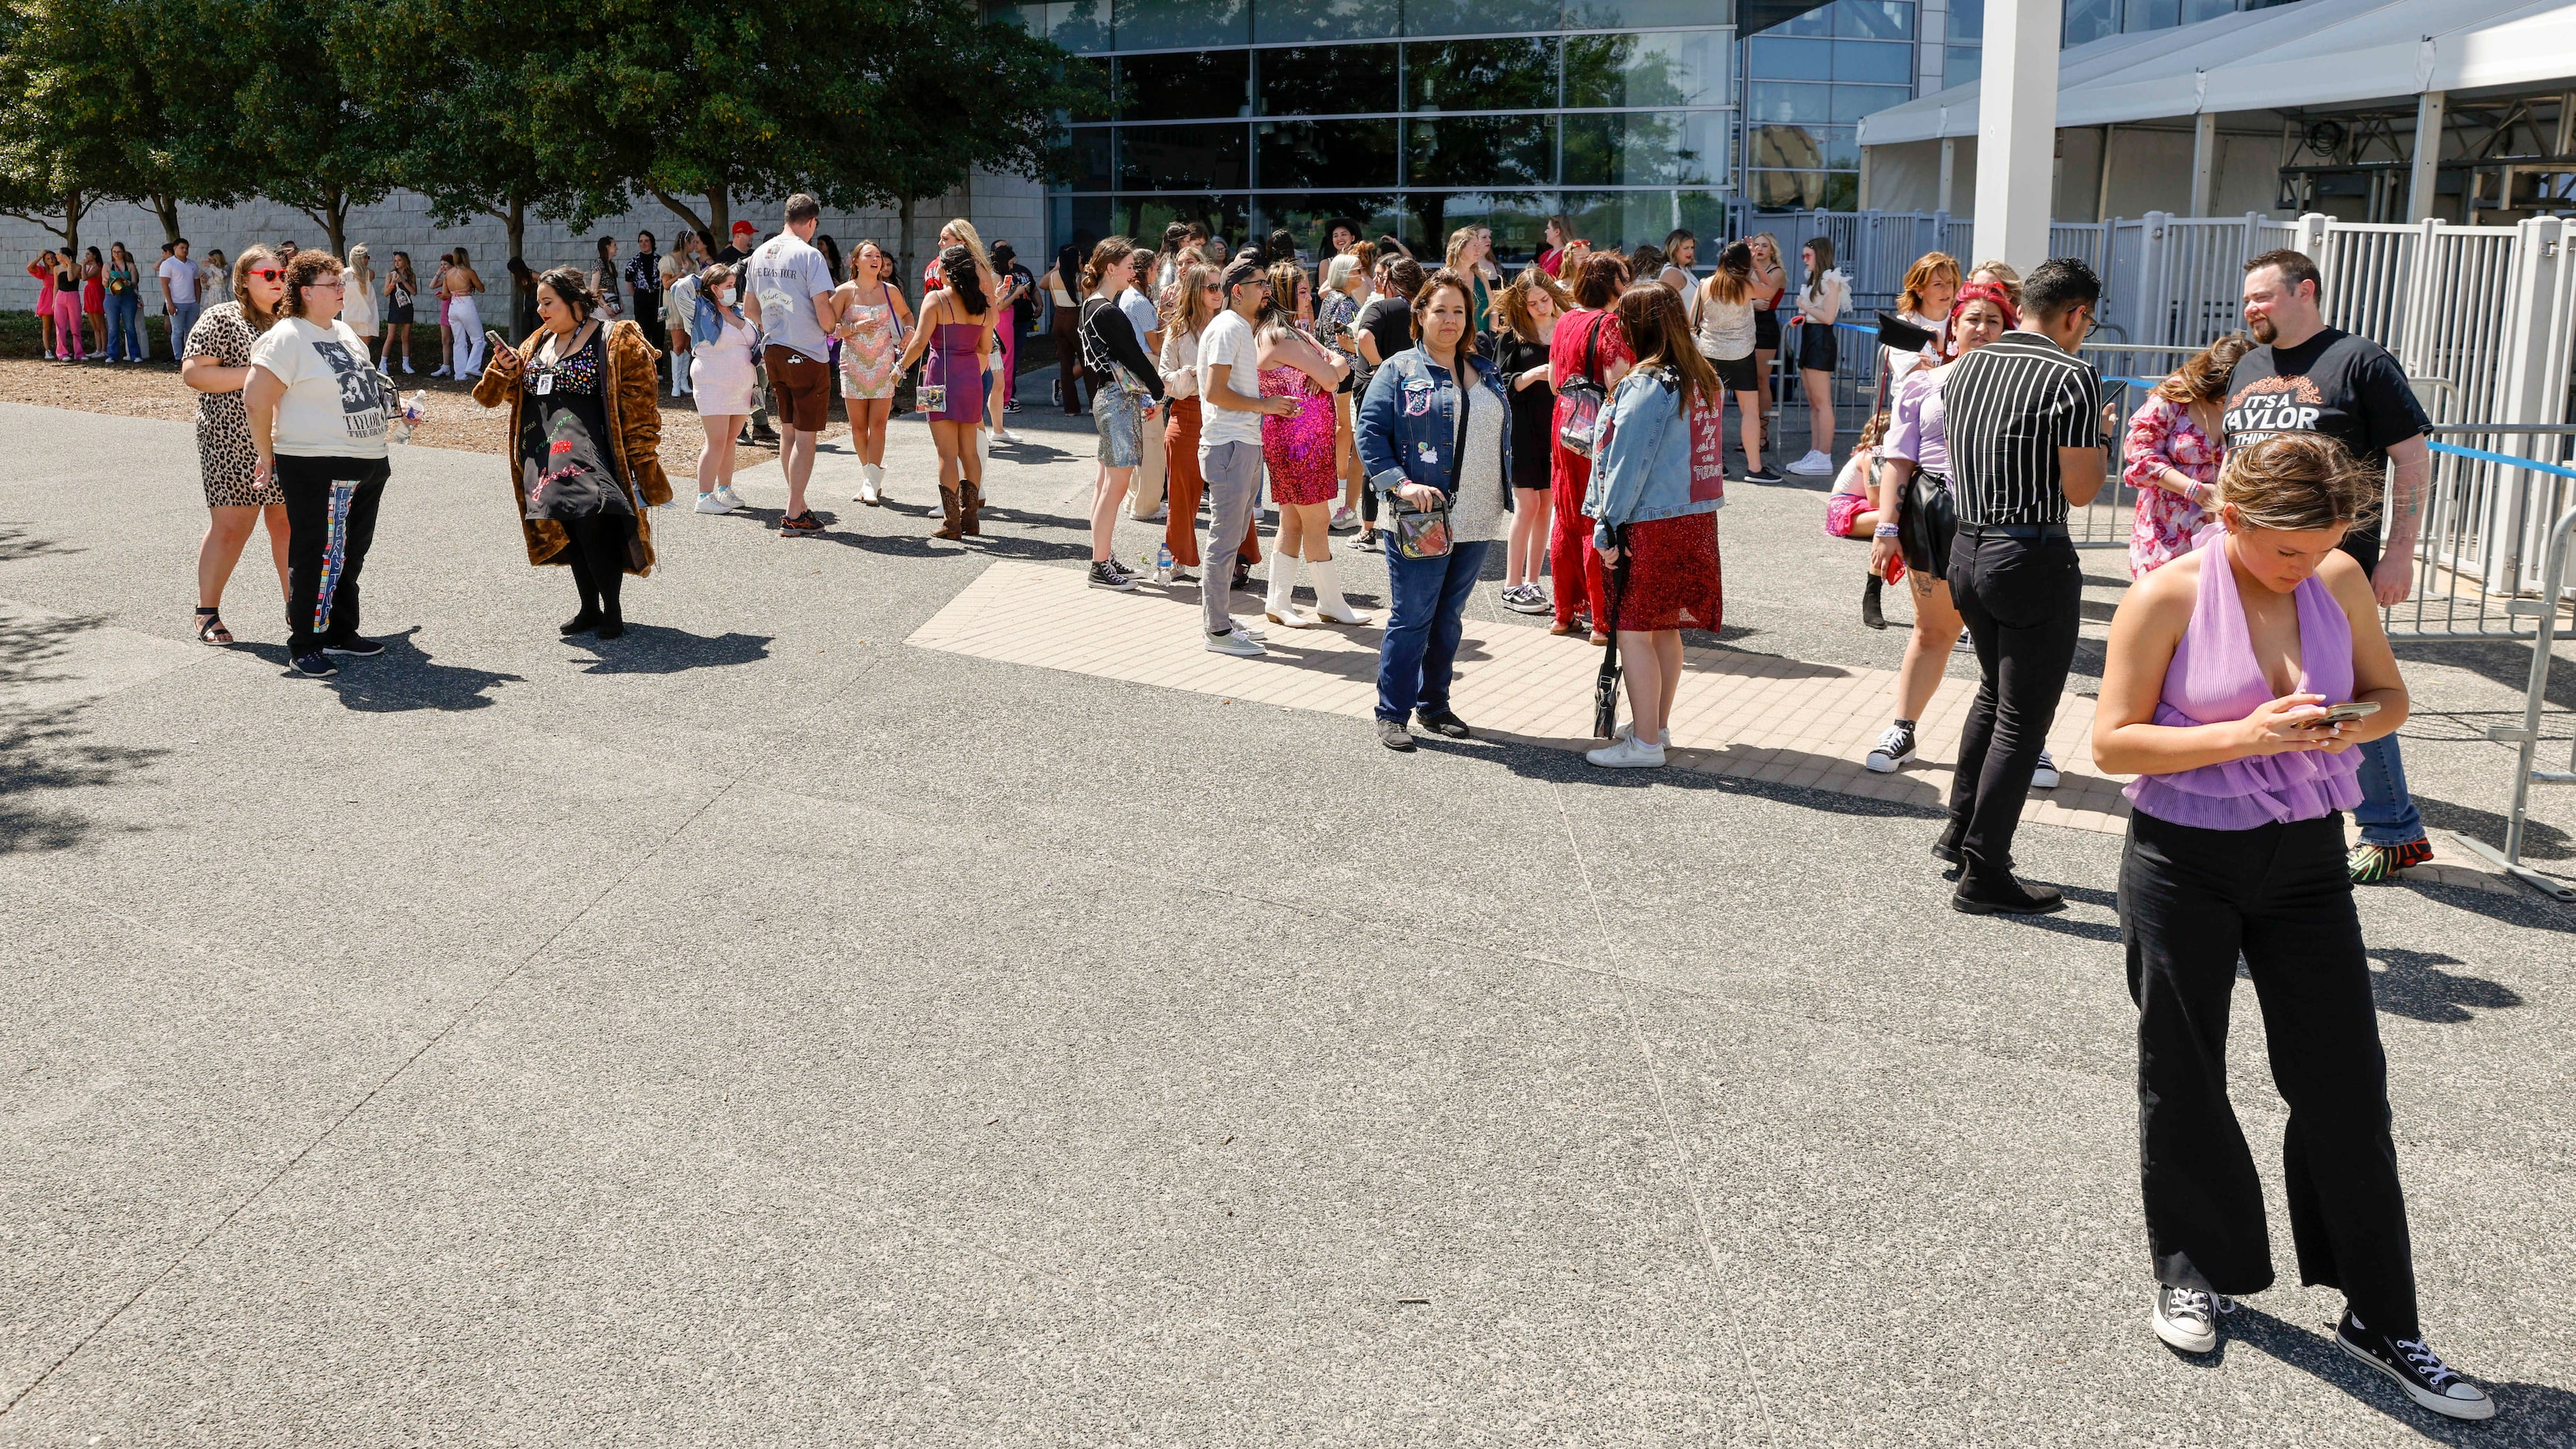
2119 806 2419 1339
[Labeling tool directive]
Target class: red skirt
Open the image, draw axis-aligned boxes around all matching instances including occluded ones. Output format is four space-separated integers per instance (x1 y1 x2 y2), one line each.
1611 512 1723 633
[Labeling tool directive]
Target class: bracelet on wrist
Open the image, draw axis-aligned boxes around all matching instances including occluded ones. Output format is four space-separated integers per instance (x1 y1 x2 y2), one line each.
1873 523 1902 539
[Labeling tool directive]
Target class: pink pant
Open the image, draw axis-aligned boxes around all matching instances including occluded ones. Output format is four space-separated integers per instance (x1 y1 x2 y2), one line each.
994 322 1018 411
50 293 83 359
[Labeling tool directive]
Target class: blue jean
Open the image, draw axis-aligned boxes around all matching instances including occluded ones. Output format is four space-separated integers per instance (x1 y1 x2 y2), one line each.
2352 735 2424 846
1377 539 1492 721
104 292 142 360
167 302 201 362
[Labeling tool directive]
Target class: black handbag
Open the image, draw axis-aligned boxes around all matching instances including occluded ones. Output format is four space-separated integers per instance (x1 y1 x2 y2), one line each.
1897 468 1957 579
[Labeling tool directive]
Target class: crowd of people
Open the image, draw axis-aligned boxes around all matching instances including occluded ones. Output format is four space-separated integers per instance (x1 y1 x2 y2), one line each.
157 201 2495 1422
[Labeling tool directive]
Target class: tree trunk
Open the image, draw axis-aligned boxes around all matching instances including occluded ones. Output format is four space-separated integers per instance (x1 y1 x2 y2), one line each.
326 187 348 259
506 195 525 265
705 190 731 242
150 194 184 248
62 189 84 259
898 194 916 293
650 188 713 252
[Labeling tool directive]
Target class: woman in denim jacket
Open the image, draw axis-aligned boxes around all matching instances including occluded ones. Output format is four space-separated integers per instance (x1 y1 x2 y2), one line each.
1582 284 1727 769
1355 268 1514 752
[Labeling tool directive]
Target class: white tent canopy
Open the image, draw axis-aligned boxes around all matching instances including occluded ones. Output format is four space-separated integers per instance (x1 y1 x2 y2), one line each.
1859 0 2576 146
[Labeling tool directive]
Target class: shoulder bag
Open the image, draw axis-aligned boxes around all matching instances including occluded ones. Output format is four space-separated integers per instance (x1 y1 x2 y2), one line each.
1557 313 1612 458
1391 369 1470 560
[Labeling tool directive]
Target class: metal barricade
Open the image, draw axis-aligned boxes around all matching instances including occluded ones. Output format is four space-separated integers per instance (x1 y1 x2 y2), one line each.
2449 501 2576 902
2080 344 2210 552
2392 424 2576 640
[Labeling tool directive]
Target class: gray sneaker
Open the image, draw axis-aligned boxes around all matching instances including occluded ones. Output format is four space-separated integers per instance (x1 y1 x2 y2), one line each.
2152 1285 2221 1354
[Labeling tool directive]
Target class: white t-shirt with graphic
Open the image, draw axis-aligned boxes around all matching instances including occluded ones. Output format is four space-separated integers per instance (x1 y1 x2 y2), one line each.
250 316 390 458
744 231 835 363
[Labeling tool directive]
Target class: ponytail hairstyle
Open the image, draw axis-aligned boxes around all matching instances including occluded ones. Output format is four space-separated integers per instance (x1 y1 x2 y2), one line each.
2216 431 2382 535
941 242 991 315
1079 235 1134 296
1615 282 1722 411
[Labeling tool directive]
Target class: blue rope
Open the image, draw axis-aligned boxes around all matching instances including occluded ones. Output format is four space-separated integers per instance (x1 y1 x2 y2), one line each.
2424 440 2576 481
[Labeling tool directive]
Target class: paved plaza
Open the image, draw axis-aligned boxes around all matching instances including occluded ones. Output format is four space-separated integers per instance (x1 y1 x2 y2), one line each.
2 397 2572 1444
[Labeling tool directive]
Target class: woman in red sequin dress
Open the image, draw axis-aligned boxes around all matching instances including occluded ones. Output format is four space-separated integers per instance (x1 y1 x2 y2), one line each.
1258 261 1369 627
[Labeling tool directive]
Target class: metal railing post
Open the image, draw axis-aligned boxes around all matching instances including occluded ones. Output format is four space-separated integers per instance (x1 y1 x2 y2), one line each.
2454 503 2576 901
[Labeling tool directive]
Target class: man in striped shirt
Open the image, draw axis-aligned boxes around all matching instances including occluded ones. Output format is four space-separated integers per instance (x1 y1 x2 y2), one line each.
1936 258 2112 914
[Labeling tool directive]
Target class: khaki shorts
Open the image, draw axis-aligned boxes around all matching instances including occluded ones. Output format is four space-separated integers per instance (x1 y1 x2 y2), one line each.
763 346 830 432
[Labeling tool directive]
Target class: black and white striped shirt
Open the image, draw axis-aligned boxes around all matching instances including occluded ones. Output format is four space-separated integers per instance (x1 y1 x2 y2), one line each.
1942 330 2104 525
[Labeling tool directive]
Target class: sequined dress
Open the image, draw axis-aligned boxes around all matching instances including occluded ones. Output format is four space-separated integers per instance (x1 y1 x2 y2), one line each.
1259 363 1339 507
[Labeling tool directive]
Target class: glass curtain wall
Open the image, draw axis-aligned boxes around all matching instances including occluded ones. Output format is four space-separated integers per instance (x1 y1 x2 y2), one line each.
1739 0 1915 211
1015 1 1740 266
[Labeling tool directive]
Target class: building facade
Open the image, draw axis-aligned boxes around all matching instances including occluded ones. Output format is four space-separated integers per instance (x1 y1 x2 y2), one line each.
1013 0 2304 264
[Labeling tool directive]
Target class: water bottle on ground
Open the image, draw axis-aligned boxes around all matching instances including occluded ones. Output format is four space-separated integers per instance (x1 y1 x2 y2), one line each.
1153 542 1174 584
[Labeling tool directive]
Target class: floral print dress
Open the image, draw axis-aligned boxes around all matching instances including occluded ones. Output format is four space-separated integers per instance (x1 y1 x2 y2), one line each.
2123 395 2223 578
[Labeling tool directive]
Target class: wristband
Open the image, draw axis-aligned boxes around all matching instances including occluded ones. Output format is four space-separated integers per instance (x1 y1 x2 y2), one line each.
1873 523 1901 539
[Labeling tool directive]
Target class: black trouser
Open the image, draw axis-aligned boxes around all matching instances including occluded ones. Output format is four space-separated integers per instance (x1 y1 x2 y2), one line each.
277 456 390 657
560 513 635 622
2121 807 2419 1338
634 296 665 379
1943 525 2082 876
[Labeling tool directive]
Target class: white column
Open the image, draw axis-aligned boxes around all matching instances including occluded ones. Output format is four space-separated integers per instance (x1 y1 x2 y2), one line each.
1858 145 1874 211
2095 124 2116 222
1939 137 1957 213
1973 0 2065 271
2406 90 2446 222
2188 113 2217 218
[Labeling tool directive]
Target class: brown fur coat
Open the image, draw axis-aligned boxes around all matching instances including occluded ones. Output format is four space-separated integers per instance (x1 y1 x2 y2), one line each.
471 318 674 574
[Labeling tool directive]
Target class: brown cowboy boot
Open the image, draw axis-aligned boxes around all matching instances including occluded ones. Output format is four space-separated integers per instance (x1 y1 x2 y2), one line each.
960 478 984 535
932 484 963 540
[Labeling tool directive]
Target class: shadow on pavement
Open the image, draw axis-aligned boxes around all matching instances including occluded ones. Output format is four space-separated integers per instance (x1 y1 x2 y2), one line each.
2363 947 2524 1023
0 522 83 566
240 627 522 711
570 625 772 674
0 608 164 855
2223 1304 2576 1446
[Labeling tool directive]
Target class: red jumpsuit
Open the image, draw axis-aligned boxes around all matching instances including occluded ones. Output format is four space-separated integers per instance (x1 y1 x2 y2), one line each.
1548 309 1633 632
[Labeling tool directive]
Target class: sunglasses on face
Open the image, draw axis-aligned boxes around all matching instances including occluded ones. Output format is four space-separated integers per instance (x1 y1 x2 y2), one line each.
248 268 283 282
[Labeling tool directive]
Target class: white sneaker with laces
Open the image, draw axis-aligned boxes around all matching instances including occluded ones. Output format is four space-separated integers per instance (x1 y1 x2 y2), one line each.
694 492 734 515
2032 749 2061 789
1585 733 1667 768
1785 448 1836 476
1864 724 1917 773
1227 616 1268 643
714 486 745 512
993 427 1025 445
1205 627 1265 657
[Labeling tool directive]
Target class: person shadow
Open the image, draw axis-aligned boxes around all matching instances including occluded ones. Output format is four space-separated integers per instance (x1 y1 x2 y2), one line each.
2364 947 2524 1024
566 624 771 674
241 627 520 711
2199 1303 2575 1443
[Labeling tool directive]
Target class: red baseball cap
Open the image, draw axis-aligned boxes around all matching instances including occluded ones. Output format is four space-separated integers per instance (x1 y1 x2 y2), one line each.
731 221 755 235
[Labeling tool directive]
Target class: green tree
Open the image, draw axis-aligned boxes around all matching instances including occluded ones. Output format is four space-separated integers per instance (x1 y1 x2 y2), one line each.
0 0 150 256
204 0 401 256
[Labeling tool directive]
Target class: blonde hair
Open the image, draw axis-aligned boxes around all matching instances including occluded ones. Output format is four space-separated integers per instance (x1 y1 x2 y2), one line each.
1444 225 1480 272
1855 411 1889 451
2216 431 2382 535
1967 259 2022 308
942 218 991 274
346 243 373 287
1898 252 1961 316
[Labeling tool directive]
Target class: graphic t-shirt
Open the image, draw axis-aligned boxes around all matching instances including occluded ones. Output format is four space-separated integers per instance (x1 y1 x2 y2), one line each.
249 316 390 458
1195 309 1264 448
745 232 834 363
2223 326 2429 552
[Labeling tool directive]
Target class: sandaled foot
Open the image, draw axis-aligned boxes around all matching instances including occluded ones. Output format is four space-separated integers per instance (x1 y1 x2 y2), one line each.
194 607 232 646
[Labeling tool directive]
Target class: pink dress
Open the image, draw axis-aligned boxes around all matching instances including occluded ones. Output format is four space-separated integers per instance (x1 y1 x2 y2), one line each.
2124 396 2223 578
1259 363 1338 507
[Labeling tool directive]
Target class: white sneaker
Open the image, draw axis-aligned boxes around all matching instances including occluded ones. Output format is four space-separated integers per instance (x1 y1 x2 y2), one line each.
1864 723 1917 773
1227 616 1268 643
1205 627 1265 657
2032 749 2061 789
2152 1285 2220 1355
1329 506 1359 531
1585 734 1668 768
1133 505 1168 522
714 486 745 512
694 491 735 515
991 427 1023 445
1785 448 1835 476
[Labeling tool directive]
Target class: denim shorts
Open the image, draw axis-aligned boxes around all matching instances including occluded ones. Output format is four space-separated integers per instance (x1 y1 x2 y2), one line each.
1094 383 1147 468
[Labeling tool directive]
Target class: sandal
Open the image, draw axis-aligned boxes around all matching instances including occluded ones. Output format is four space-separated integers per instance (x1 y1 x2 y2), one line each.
194 606 232 646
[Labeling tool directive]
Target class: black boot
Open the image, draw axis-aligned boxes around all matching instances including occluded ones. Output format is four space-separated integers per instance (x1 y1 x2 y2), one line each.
1862 572 1886 630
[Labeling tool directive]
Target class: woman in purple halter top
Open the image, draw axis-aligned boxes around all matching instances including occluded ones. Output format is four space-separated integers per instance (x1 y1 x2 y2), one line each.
2092 433 2492 1420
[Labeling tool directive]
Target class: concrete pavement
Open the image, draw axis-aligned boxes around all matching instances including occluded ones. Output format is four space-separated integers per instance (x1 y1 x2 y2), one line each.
2 400 2571 1444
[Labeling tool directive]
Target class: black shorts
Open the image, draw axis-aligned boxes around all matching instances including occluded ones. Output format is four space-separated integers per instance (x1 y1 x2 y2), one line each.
387 305 414 327
1753 307 1781 351
1794 319 1838 372
1711 351 1760 393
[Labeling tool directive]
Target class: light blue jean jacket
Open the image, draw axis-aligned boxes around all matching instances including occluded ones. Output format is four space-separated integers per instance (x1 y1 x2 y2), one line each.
1356 345 1514 505
1582 365 1724 549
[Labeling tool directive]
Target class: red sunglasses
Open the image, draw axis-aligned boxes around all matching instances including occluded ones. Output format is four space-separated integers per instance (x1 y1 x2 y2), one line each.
248 267 284 282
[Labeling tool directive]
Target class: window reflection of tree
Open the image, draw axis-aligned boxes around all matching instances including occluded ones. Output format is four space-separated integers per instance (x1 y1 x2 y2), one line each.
1750 126 1826 208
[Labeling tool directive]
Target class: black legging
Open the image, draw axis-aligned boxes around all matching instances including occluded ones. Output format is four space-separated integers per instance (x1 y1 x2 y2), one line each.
561 512 634 622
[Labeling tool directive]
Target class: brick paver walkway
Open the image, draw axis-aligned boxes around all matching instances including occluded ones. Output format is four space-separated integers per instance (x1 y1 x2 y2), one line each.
910 560 2135 834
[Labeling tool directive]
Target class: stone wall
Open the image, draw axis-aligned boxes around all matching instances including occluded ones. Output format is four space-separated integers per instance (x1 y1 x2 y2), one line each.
1 171 1043 311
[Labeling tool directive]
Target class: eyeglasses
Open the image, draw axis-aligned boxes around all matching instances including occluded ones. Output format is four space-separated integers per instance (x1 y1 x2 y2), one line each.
248 268 283 282
307 279 346 290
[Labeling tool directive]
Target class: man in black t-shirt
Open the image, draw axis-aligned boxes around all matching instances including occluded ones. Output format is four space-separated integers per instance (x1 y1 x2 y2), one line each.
2223 248 2435 881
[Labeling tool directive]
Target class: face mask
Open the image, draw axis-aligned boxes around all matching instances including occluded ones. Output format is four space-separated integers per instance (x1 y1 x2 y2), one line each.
717 287 735 305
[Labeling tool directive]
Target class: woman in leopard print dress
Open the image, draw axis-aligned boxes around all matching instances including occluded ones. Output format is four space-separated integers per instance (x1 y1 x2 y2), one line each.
179 246 292 645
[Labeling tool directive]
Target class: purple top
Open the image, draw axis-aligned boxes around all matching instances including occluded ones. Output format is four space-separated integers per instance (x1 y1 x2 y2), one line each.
2125 528 2365 828
1882 366 1950 481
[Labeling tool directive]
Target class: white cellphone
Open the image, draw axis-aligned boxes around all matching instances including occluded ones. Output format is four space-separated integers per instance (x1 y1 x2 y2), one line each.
2315 701 2381 724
